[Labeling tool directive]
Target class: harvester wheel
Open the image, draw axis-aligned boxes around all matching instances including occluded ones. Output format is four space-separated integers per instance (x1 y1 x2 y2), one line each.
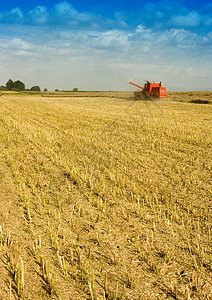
142 93 147 100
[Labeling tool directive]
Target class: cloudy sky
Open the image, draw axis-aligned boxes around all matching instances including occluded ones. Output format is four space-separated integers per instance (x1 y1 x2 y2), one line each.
0 0 211 91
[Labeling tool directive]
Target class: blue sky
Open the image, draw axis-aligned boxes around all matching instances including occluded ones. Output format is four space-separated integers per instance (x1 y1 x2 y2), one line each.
0 0 211 91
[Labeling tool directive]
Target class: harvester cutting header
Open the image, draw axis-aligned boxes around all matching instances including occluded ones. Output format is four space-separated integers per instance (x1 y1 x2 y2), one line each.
129 81 167 100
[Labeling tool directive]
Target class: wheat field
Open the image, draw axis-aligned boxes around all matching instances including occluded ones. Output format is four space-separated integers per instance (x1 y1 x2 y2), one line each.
0 92 211 299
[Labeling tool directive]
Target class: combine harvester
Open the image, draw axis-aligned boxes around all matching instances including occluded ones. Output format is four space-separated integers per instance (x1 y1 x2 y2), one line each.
129 81 167 100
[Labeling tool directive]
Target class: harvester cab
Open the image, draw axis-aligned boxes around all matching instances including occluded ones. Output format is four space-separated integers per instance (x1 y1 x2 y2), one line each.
129 81 167 100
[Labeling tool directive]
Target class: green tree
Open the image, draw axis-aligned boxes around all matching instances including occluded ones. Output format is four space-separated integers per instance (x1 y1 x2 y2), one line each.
6 79 14 90
30 86 41 91
0 85 6 91
13 80 25 91
44 88 48 92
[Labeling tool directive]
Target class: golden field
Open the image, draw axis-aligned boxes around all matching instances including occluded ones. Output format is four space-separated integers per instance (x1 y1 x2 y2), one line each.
0 91 211 299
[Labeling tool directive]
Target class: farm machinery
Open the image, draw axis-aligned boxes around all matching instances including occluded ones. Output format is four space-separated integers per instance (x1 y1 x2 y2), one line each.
129 81 167 100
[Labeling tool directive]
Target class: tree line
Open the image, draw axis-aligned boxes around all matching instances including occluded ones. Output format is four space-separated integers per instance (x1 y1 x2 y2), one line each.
0 79 47 92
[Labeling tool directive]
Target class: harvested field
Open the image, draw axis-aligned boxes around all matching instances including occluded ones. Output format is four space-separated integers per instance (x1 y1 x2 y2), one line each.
0 92 211 299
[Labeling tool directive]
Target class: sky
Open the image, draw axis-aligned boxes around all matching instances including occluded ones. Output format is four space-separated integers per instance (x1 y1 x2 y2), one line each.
0 0 212 91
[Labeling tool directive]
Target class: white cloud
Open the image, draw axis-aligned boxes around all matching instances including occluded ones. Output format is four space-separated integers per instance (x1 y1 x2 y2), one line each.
135 25 151 34
170 11 200 27
26 6 49 25
95 30 130 49
166 29 198 47
11 38 31 50
50 1 92 23
15 50 34 56
0 8 23 23
0 2 94 27
50 1 78 23
0 38 31 50
186 67 207 78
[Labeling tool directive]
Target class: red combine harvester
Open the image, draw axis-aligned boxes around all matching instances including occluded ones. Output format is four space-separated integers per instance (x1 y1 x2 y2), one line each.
129 81 167 100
